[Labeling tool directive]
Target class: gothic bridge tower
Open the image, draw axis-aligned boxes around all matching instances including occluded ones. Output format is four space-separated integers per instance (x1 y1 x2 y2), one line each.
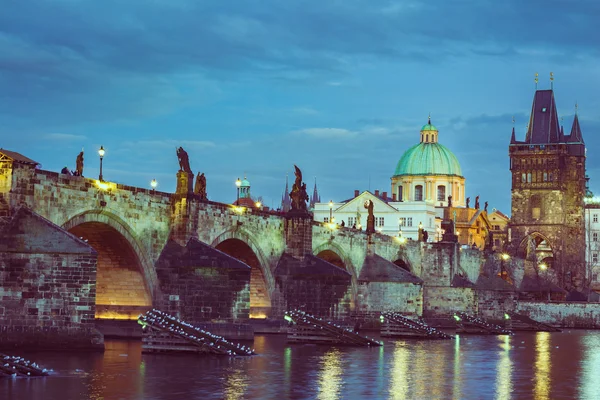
508 88 586 289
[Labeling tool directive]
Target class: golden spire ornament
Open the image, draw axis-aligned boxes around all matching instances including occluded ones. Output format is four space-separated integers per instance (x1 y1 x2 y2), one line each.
535 72 539 89
550 72 554 90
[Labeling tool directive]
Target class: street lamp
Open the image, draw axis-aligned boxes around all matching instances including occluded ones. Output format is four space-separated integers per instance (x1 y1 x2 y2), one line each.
150 179 157 191
329 200 333 222
418 221 424 242
98 146 105 181
500 253 510 280
255 201 262 209
235 178 241 204
539 263 547 271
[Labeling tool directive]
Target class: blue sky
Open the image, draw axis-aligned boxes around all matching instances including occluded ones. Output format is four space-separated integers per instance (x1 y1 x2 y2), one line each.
1 0 599 213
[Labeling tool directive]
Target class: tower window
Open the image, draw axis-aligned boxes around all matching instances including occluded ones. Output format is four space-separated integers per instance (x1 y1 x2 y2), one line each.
594 214 598 223
415 185 423 201
531 195 542 219
594 232 598 242
398 185 403 202
593 253 598 263
542 107 547 112
543 172 548 182
522 173 526 183
527 173 532 183
437 185 446 202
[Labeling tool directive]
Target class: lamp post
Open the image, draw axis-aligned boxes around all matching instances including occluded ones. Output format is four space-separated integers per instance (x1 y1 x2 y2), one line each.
329 200 333 223
98 146 105 181
235 178 241 204
398 218 402 237
418 221 423 242
500 253 510 281
150 179 157 191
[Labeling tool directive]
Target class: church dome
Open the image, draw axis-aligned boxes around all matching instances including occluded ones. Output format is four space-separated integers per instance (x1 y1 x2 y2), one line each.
394 143 462 176
241 178 250 187
393 119 462 177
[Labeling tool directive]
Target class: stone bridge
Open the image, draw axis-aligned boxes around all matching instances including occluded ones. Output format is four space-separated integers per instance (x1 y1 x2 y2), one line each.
0 153 486 331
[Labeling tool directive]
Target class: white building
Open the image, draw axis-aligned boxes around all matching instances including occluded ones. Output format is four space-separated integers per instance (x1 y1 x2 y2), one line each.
584 199 600 289
313 118 466 241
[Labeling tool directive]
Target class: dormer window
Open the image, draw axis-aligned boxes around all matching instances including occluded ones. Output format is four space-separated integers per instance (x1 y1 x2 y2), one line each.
542 107 547 112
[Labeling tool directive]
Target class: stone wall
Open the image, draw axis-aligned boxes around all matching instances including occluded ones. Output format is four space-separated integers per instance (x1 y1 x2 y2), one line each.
423 287 476 317
356 282 422 316
477 290 518 320
0 208 103 349
155 239 251 322
516 301 600 328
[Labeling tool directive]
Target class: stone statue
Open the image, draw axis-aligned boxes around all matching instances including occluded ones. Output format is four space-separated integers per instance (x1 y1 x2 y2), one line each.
194 172 207 200
474 195 480 209
447 195 453 208
364 199 375 234
176 147 192 174
75 151 84 176
289 165 309 213
484 201 488 212
466 197 470 208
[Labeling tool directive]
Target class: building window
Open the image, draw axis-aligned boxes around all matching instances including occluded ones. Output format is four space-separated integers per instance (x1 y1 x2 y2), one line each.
376 217 384 227
522 173 526 183
324 217 329 223
494 239 500 247
549 172 553 181
407 217 413 227
593 253 598 263
527 173 532 183
593 232 598 242
594 214 598 223
415 185 423 201
543 172 548 182
493 225 500 230
398 186 403 202
437 185 446 201
531 195 541 219
399 217 406 227
348 217 355 227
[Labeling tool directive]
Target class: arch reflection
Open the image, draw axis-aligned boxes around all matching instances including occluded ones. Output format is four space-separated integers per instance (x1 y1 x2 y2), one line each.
317 349 343 400
534 332 551 400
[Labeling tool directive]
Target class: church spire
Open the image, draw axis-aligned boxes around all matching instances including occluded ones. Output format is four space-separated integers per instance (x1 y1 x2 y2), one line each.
569 113 584 143
310 177 320 209
281 174 291 212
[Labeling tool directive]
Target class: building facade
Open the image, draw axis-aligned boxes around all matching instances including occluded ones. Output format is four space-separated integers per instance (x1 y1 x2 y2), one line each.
508 89 586 289
585 199 600 291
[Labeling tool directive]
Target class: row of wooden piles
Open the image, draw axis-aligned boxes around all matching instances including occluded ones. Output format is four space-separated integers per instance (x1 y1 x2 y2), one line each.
138 309 255 356
284 310 382 347
0 353 49 377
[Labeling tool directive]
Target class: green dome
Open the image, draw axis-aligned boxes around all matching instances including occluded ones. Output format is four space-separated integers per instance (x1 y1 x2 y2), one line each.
421 123 438 131
394 143 462 176
241 178 250 187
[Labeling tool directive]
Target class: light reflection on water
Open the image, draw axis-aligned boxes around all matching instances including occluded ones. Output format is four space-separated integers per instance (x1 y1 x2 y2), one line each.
2 330 600 400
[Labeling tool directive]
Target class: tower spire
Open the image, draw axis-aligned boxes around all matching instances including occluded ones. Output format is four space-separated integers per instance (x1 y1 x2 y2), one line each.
310 177 320 208
281 174 291 212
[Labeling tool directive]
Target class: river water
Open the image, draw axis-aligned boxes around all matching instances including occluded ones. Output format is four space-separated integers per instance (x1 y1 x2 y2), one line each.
2 330 600 400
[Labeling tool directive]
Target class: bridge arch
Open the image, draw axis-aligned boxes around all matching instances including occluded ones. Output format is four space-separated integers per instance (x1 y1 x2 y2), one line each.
62 210 157 318
518 232 555 268
312 242 357 279
393 258 412 272
211 228 274 318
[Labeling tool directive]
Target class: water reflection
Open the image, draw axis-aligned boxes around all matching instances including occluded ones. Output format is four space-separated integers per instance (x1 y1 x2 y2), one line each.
534 331 551 400
317 349 343 400
223 368 248 400
389 342 410 399
495 335 512 400
580 334 600 400
453 335 462 400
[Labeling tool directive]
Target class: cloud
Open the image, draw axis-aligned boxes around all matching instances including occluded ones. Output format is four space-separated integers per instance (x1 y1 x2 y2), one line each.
43 133 87 141
293 128 357 138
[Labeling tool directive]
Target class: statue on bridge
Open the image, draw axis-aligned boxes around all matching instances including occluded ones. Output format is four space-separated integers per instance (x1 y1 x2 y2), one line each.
75 151 84 177
474 195 480 210
466 197 470 208
289 165 309 214
364 199 375 234
484 201 488 212
176 147 193 174
194 172 207 200
447 195 453 208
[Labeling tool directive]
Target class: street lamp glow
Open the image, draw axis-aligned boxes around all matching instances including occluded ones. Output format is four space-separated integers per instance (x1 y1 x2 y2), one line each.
539 263 547 271
151 179 157 189
419 222 423 229
235 178 241 187
98 145 105 181
235 177 241 204
255 201 262 209
502 253 510 261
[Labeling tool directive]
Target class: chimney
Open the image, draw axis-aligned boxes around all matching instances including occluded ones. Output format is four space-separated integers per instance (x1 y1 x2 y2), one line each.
375 190 380 197
354 190 359 197
392 193 397 201
382 191 387 200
